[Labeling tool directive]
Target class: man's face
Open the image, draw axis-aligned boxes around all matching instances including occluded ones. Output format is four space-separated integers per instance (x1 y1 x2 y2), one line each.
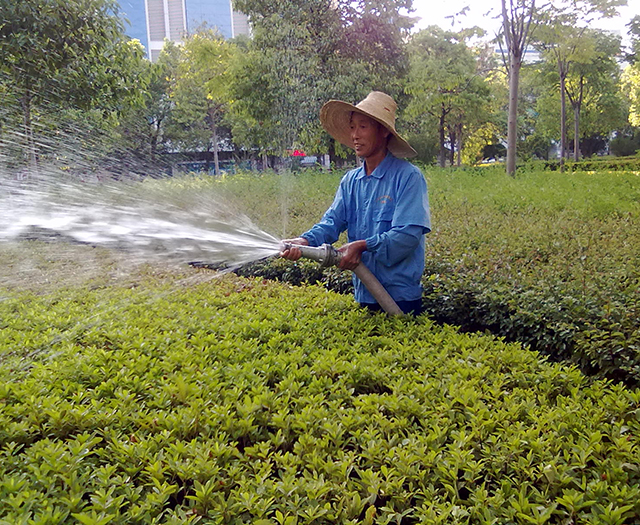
349 112 390 159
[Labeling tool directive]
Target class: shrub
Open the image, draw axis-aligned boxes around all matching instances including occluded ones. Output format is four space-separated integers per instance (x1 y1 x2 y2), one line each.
219 168 640 386
1 275 639 524
543 157 640 172
609 133 640 157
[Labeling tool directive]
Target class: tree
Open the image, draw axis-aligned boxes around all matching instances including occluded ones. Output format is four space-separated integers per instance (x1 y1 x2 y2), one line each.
231 0 416 158
563 30 622 159
226 43 286 166
537 24 585 166
621 63 640 127
337 0 416 95
624 16 640 128
0 0 143 169
533 58 626 158
535 0 626 168
499 0 625 175
405 26 493 167
499 0 537 176
95 41 181 177
510 65 556 161
624 14 639 64
169 29 235 176
143 42 181 159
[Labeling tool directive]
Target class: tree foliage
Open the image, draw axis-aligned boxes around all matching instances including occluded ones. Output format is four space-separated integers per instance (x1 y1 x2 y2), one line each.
628 15 640 64
167 29 236 176
536 26 624 160
0 0 147 169
499 0 626 175
622 63 640 127
405 26 495 167
1 0 638 174
231 0 416 155
535 1 625 165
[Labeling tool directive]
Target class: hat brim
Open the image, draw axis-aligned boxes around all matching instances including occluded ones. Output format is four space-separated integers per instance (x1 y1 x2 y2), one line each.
320 100 417 159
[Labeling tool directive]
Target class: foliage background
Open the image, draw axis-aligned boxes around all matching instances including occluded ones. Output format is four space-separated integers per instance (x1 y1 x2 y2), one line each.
2 0 640 174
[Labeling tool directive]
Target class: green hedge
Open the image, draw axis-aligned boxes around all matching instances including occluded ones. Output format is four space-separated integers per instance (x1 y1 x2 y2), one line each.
420 273 640 387
234 255 640 387
1 276 639 524
216 168 640 387
542 157 640 172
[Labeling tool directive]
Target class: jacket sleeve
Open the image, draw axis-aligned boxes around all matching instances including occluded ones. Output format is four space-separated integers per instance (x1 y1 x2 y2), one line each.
365 224 424 266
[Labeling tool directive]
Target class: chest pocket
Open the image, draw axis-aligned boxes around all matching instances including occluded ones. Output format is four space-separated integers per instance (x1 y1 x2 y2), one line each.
373 203 394 223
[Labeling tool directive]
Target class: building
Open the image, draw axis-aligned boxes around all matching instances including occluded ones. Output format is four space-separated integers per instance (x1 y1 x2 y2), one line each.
118 0 250 61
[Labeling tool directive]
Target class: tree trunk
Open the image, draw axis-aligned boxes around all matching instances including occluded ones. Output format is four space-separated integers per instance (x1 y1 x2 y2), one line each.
573 104 580 162
501 0 536 176
150 117 163 158
438 109 446 168
559 75 567 173
506 52 521 177
209 107 220 177
449 127 456 167
21 90 37 173
150 133 158 159
206 105 221 176
212 125 220 176
573 79 584 162
456 122 463 167
328 139 336 171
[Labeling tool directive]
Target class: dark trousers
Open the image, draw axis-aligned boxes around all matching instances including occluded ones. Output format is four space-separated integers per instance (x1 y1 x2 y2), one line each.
360 298 424 316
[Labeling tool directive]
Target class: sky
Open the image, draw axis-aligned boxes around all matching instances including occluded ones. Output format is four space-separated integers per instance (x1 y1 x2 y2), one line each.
412 0 639 42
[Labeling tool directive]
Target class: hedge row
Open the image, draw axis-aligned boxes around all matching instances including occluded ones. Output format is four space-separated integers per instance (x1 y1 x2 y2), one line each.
133 170 640 386
225 166 640 388
541 157 640 172
1 275 639 524
233 255 640 388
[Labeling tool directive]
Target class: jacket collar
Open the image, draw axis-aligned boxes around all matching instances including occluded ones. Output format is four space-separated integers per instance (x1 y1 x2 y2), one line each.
355 151 394 180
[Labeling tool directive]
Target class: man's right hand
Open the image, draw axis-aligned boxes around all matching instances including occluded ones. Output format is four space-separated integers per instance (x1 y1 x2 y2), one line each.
280 237 309 261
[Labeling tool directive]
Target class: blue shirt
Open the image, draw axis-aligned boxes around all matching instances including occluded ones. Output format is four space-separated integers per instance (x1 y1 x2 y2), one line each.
302 152 431 303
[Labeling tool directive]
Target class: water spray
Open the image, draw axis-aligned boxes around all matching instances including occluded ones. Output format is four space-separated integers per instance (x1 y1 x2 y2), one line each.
280 242 403 315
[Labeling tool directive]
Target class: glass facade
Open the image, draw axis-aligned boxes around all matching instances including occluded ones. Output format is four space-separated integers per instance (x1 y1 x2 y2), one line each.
116 0 249 60
118 0 149 51
185 0 233 38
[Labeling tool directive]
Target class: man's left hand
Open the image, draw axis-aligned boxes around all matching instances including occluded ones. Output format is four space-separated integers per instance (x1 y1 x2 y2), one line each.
337 240 367 270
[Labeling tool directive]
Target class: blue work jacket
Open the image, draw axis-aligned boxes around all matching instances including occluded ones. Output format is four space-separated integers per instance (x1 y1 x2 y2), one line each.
302 152 431 304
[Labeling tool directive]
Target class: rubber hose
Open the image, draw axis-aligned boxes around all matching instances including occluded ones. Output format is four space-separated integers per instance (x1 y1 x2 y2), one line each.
353 263 403 315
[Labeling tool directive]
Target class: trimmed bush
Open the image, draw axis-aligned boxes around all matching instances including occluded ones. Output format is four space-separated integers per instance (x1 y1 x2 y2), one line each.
216 168 640 386
1 275 639 524
542 157 640 172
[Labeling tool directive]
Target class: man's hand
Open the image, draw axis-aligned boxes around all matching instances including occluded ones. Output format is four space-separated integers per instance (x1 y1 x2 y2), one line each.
337 240 367 270
280 237 309 261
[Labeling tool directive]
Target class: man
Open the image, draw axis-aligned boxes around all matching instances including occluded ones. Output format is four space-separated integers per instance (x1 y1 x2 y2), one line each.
281 91 431 315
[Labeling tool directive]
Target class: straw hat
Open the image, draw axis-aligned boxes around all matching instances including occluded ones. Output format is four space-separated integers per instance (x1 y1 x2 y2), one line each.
319 91 417 159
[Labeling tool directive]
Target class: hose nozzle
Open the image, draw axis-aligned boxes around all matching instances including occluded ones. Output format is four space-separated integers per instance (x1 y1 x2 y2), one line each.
280 242 342 268
280 241 403 315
